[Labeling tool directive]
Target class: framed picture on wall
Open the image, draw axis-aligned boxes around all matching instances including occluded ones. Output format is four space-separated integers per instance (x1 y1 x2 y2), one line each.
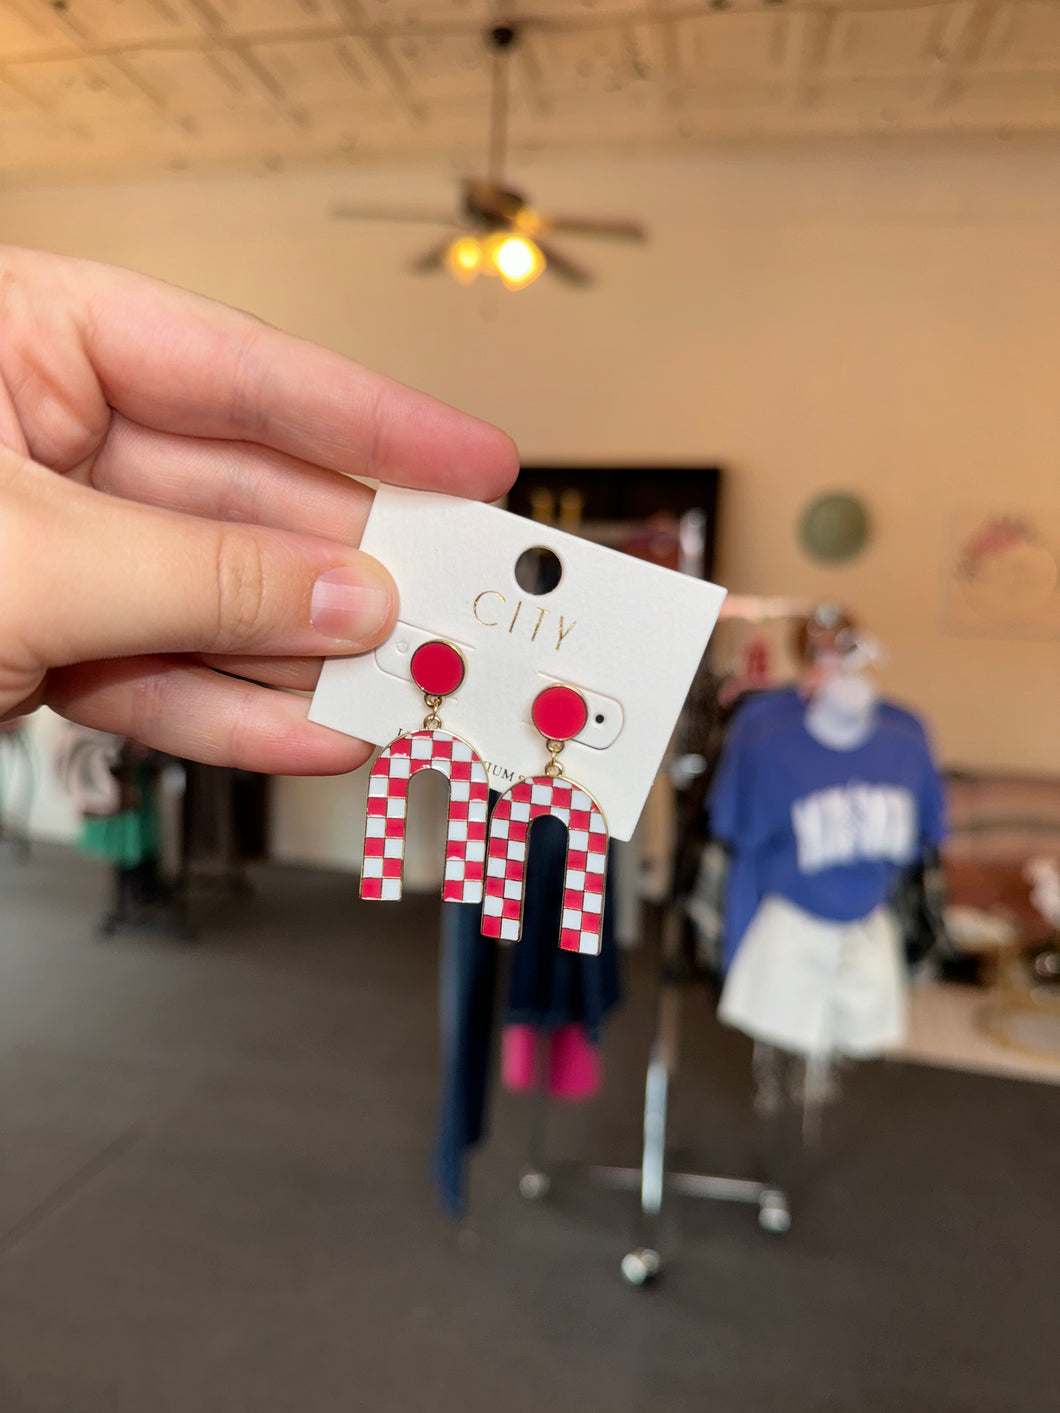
508 465 722 580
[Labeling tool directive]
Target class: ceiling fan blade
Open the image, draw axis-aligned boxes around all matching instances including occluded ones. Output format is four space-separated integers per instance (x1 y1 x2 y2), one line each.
536 239 594 288
539 216 647 242
409 236 456 275
331 203 458 226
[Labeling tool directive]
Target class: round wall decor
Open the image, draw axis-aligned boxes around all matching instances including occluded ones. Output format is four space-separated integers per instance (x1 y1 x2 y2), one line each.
798 492 871 564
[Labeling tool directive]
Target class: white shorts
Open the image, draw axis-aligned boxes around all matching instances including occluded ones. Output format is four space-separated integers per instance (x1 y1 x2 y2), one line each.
718 896 907 1059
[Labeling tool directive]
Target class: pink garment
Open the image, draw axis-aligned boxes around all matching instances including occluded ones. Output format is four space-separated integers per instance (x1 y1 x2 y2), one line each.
501 1023 602 1101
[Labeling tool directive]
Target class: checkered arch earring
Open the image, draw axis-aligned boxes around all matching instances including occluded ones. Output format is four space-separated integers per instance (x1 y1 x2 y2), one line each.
361 641 489 905
481 684 609 955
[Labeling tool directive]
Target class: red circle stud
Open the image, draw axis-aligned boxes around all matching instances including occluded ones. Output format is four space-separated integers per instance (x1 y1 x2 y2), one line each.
411 640 466 697
532 684 588 742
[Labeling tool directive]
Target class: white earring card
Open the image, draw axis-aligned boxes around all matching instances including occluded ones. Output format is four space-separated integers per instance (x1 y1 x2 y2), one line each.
310 487 726 841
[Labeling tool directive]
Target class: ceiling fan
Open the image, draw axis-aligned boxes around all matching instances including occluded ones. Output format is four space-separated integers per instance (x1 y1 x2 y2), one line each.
331 24 647 290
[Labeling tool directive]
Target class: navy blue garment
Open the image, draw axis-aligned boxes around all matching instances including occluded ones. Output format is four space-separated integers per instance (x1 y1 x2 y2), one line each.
432 898 499 1218
433 809 621 1216
505 814 621 1039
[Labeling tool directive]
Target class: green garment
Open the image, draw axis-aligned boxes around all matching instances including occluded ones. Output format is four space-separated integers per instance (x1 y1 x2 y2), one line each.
79 769 161 869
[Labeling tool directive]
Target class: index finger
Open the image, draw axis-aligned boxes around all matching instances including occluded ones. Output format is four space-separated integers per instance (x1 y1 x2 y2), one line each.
65 252 518 501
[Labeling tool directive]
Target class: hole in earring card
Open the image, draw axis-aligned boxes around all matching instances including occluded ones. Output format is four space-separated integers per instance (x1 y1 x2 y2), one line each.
514 546 562 595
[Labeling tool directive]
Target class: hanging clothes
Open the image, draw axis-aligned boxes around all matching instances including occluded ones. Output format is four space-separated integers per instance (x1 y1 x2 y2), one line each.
504 815 621 1035
433 810 621 1216
433 898 501 1219
501 1022 602 1101
76 747 163 877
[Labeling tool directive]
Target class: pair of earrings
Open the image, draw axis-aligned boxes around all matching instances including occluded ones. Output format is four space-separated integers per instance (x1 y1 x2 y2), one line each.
360 640 608 956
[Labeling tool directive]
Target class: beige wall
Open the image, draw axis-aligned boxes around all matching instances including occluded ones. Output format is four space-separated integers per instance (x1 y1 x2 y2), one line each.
4 146 1058 858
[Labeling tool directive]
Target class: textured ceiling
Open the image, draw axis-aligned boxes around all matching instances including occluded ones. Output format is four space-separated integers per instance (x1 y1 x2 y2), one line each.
0 0 1058 183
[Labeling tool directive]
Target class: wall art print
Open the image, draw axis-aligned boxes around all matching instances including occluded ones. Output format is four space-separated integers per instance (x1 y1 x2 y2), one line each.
945 508 1060 639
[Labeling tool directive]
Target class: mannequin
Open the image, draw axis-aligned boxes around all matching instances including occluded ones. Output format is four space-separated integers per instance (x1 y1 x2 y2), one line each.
799 603 880 750
708 604 946 1063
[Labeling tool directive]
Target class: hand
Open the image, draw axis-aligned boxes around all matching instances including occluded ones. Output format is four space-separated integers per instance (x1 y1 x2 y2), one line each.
0 246 517 773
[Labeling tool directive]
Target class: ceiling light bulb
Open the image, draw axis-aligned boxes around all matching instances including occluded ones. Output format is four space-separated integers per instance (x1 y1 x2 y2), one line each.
445 235 482 284
488 233 546 290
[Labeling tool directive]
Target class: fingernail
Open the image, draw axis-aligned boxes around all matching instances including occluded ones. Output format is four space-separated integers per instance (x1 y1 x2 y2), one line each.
311 568 393 643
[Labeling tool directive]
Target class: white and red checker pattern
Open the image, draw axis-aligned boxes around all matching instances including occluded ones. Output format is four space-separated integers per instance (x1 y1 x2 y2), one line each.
481 777 609 955
361 730 489 904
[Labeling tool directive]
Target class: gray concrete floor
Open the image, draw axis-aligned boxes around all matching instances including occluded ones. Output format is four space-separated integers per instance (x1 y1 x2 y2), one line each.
1 845 1056 1413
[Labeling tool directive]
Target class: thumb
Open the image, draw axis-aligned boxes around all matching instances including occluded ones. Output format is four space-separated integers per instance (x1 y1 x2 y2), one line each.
0 453 398 675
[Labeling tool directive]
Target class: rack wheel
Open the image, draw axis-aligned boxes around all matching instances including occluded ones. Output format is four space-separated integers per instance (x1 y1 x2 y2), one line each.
758 1189 791 1234
519 1170 551 1202
621 1248 661 1286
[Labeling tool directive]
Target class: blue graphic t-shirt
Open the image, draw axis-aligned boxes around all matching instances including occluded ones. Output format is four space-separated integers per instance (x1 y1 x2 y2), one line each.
709 688 945 969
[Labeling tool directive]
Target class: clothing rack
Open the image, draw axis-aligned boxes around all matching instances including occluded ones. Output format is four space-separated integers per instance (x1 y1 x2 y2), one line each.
515 596 821 1283
517 898 793 1285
